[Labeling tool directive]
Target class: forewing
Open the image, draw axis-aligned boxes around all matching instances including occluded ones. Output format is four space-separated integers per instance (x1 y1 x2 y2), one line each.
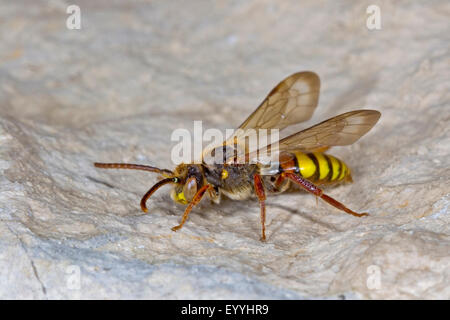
238 71 320 131
219 71 320 162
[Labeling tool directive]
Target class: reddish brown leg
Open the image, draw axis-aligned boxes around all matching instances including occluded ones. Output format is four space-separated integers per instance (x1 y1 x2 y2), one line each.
285 173 368 217
171 184 211 232
254 174 267 241
274 173 286 190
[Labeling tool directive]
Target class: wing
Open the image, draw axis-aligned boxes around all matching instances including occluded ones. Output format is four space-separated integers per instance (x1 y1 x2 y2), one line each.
229 110 381 164
276 109 381 151
237 71 321 131
209 71 320 162
202 71 320 164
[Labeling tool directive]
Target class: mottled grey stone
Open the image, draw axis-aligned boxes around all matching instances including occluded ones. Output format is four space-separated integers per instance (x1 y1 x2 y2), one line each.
0 0 449 299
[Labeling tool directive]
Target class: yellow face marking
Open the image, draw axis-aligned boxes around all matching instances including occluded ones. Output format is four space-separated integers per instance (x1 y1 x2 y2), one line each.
313 152 330 180
328 155 340 181
295 152 315 178
175 191 188 205
221 169 228 180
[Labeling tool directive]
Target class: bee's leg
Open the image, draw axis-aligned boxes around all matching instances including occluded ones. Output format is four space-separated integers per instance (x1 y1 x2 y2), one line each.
285 173 368 217
253 174 267 241
274 173 286 191
171 184 212 232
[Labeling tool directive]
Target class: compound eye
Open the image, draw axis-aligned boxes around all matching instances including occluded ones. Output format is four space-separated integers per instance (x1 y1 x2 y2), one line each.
182 177 198 202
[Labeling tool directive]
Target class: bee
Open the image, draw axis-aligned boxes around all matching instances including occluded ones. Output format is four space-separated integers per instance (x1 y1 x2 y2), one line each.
94 71 380 241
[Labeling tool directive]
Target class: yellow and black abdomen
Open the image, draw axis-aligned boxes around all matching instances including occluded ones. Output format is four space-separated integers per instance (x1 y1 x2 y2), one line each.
278 151 352 184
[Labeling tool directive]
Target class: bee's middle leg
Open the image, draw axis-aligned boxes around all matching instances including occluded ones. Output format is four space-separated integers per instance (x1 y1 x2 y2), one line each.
253 174 267 241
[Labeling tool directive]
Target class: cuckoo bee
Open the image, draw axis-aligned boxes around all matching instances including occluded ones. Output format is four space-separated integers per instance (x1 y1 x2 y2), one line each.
94 71 380 241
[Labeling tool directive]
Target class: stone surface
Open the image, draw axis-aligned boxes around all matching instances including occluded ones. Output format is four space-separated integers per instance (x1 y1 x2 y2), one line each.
0 0 449 299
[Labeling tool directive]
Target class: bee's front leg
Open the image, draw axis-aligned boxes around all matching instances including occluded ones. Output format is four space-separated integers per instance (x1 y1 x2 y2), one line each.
253 174 267 241
171 184 212 232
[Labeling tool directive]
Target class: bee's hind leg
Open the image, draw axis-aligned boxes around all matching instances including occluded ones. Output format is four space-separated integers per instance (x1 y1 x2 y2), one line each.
253 174 267 241
285 173 368 217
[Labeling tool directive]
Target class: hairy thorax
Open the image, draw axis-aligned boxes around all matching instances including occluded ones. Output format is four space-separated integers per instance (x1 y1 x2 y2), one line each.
203 162 258 201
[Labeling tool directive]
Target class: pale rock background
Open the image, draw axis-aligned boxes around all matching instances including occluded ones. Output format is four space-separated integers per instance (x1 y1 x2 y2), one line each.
0 0 449 299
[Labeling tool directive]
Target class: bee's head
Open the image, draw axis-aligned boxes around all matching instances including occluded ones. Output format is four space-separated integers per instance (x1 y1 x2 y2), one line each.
170 164 203 205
